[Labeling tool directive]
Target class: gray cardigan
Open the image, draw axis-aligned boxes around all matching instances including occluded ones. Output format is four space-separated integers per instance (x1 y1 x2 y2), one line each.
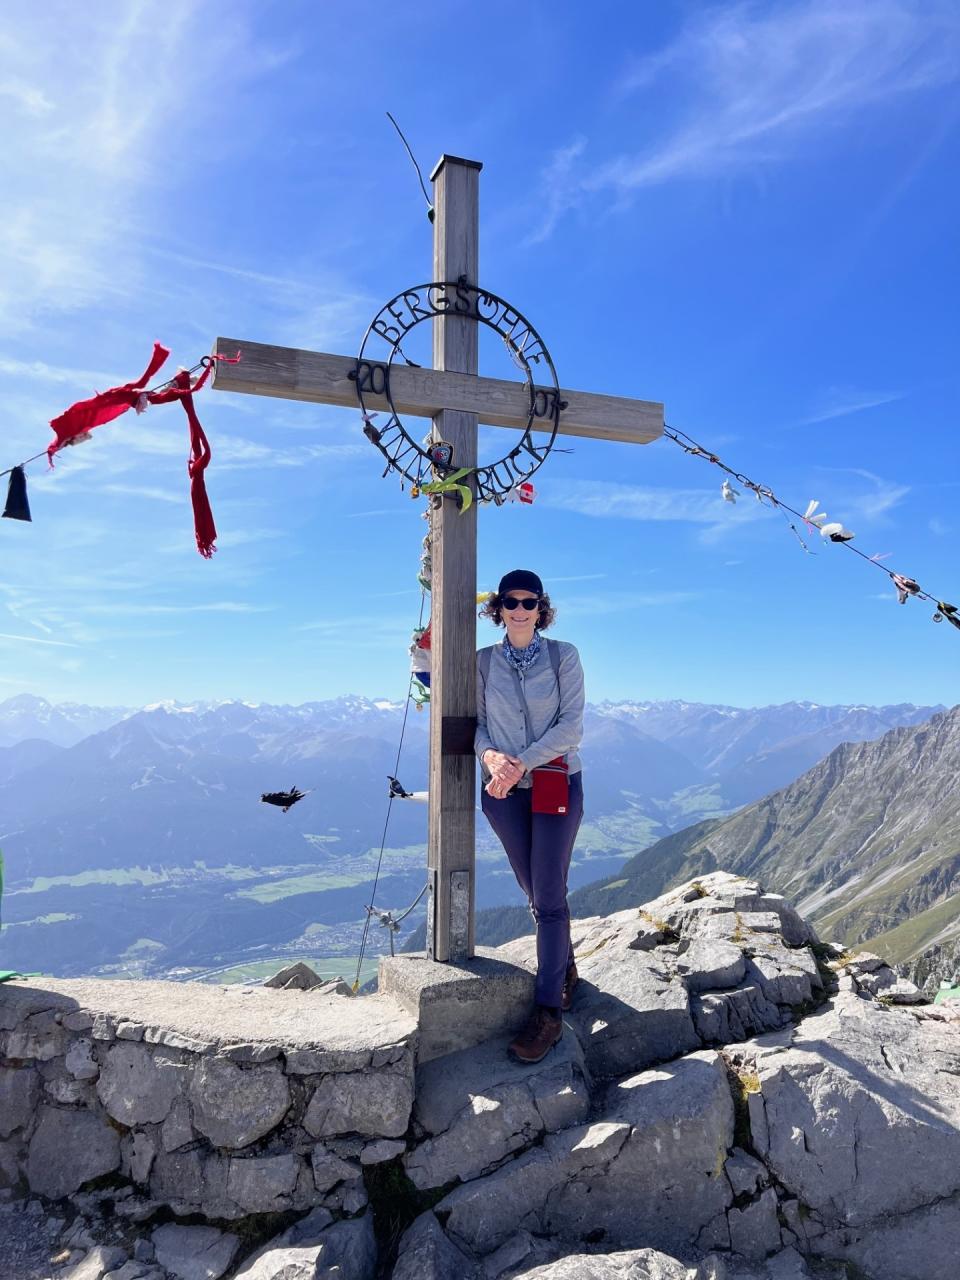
475 639 584 787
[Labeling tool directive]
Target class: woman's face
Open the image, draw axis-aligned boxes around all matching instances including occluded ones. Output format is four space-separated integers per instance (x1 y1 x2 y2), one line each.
501 587 539 640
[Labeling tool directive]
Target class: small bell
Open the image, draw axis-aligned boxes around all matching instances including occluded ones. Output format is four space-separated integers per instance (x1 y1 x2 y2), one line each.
2 466 31 522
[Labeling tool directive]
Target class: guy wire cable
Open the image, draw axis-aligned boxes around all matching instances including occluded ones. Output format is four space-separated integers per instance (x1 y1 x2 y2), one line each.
353 582 430 991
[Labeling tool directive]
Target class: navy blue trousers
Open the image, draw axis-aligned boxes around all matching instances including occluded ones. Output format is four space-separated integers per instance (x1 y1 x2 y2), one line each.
481 772 584 1008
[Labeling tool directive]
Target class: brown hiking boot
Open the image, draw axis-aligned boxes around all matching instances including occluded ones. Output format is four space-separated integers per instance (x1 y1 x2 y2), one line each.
561 962 579 1012
508 1005 563 1064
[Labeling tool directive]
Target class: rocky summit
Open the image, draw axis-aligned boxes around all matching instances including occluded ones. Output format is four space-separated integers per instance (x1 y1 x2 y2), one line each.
1 870 958 1280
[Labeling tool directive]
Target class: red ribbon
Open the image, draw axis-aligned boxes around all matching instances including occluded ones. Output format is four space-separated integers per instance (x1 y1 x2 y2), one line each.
149 368 217 558
47 342 171 463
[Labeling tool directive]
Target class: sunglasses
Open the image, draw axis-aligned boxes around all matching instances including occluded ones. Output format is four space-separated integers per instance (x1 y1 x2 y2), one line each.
501 595 540 611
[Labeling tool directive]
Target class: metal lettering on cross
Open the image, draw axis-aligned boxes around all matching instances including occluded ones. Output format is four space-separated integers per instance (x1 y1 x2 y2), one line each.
211 155 663 965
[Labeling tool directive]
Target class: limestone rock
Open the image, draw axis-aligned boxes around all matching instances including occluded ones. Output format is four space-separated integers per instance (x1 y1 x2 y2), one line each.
27 1107 120 1199
311 1147 361 1192
65 1037 100 1081
264 962 325 991
225 1153 302 1213
691 984 785 1045
675 940 746 993
151 1224 238 1280
726 1187 782 1260
406 1084 542 1191
103 1265 159 1280
545 1050 735 1255
160 1096 194 1151
360 1138 406 1164
437 1120 631 1257
482 1228 558 1276
123 1131 156 1185
392 1211 481 1280
741 990 960 1227
189 1056 290 1148
61 1246 128 1280
494 872 826 1080
149 1148 205 1206
2 1008 66 1061
96 1042 184 1126
718 1245 833 1279
303 1068 412 1138
43 1064 95 1105
507 1248 694 1278
404 1031 589 1190
811 1193 960 1280
724 1148 769 1198
561 944 700 1079
233 1212 376 1280
0 1066 39 1138
846 958 924 1003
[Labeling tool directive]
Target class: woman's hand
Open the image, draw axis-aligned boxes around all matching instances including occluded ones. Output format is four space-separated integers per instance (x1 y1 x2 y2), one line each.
483 751 525 799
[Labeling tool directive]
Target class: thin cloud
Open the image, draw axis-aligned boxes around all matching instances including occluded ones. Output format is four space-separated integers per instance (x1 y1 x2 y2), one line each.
562 590 700 617
0 632 79 648
800 387 905 424
0 356 120 386
101 484 181 505
524 136 587 246
812 466 910 520
531 0 960 237
541 480 768 527
77 602 272 616
0 6 289 333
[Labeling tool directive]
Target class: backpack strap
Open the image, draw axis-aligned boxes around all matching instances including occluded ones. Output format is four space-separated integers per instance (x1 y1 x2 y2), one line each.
546 638 561 687
478 645 493 686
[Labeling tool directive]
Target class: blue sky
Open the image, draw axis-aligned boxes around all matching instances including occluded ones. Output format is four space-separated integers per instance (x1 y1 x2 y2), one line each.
1 0 958 710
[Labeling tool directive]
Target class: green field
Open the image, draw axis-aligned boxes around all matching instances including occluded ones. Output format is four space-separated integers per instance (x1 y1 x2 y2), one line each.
232 846 428 903
14 863 288 895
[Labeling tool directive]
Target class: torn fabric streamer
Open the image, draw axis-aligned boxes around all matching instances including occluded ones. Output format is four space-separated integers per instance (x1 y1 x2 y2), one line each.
721 479 739 503
47 342 171 463
148 366 218 558
802 500 828 536
2 467 31 522
892 573 921 604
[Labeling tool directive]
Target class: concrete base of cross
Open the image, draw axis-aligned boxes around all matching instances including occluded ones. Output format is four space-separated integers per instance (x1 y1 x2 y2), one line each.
377 948 536 1064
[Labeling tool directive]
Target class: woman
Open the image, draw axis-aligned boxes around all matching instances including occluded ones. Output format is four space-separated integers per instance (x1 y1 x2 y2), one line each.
476 569 585 1064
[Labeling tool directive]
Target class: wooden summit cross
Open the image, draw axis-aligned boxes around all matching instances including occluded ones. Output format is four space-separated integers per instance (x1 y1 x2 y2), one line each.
212 155 663 964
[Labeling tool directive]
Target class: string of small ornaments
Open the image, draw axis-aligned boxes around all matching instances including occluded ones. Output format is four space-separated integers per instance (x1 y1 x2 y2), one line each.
667 425 959 633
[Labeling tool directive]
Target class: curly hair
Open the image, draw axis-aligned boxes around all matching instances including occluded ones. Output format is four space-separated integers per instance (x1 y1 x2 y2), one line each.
478 591 556 632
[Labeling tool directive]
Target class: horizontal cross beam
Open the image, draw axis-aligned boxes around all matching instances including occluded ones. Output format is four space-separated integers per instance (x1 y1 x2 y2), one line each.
212 337 663 445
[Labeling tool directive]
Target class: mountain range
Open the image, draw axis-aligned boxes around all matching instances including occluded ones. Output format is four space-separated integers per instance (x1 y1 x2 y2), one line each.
0 693 945 982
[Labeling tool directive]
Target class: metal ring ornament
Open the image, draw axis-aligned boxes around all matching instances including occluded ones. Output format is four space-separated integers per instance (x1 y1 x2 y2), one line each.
351 279 565 504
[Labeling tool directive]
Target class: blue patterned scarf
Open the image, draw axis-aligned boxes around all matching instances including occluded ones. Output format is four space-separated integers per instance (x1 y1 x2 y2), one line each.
502 630 541 673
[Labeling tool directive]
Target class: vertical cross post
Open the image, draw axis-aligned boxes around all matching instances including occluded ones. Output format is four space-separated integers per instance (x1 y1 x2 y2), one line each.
426 155 482 963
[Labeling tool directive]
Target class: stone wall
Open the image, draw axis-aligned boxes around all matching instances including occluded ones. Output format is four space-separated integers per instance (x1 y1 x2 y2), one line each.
0 978 417 1222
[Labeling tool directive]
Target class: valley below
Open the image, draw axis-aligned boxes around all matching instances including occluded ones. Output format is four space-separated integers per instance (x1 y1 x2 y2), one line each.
1 692 953 988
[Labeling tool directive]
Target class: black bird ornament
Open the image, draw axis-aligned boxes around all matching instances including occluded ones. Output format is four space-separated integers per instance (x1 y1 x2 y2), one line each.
260 786 307 813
